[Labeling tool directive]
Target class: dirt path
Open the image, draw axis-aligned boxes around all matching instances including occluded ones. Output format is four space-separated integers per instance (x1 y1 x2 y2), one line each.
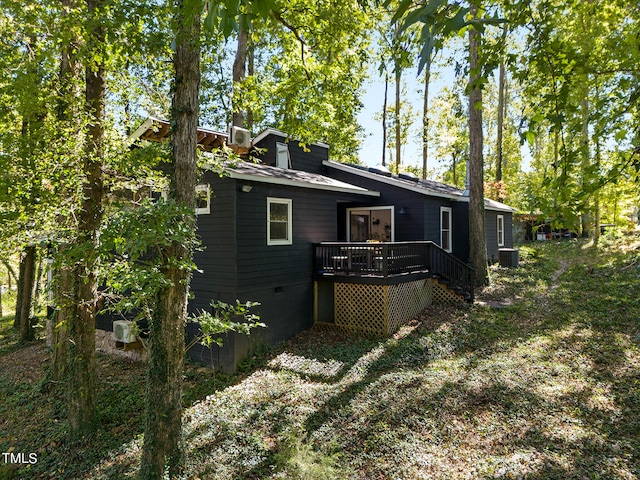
550 259 570 288
476 256 572 309
0 343 49 384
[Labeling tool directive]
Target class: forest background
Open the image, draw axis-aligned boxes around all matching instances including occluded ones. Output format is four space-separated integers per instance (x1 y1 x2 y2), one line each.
2 0 638 236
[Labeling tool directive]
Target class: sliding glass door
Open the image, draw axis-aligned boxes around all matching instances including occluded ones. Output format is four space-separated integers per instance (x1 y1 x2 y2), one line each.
347 207 394 242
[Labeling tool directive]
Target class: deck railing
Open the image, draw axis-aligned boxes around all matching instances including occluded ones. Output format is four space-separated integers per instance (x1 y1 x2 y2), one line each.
314 241 474 301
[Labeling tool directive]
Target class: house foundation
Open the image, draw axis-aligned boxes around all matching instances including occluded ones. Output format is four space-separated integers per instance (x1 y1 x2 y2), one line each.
95 329 147 362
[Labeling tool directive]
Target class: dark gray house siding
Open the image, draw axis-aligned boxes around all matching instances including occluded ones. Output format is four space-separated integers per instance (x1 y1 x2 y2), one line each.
451 201 470 262
255 131 328 174
234 182 340 346
186 168 374 371
484 209 514 263
327 168 428 241
484 210 499 263
321 161 514 264
323 164 481 260
190 174 237 302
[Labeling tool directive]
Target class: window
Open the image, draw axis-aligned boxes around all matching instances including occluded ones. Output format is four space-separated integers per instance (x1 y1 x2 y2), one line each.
346 206 394 242
267 197 292 245
276 142 290 169
195 184 211 215
497 214 505 247
149 186 168 203
440 207 452 253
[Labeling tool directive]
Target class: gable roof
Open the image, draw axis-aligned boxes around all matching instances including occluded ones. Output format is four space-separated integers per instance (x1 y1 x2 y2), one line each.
128 118 332 154
323 160 517 213
127 118 370 196
484 198 517 212
217 161 379 197
127 117 236 153
251 128 331 149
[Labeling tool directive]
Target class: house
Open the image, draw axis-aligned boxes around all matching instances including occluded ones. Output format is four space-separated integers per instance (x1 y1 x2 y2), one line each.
96 119 516 372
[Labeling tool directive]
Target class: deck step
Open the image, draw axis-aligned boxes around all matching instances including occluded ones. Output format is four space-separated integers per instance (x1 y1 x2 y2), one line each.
434 275 472 303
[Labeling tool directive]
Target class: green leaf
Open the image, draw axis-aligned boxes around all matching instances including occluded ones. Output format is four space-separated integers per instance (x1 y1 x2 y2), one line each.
390 0 415 24
400 0 446 31
416 28 434 75
615 129 627 142
525 130 536 146
440 7 470 37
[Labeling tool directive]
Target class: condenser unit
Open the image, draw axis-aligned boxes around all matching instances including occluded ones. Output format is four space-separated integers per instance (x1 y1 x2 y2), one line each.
113 320 137 343
228 126 251 148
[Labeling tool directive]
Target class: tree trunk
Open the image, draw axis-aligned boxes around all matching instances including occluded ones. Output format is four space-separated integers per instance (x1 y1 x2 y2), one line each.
14 253 26 329
66 0 106 442
452 151 458 187
580 92 591 238
495 25 507 185
57 0 81 123
50 262 73 381
19 245 36 342
246 39 255 131
553 129 559 169
49 0 78 382
395 65 401 172
422 62 431 179
138 1 199 476
232 17 248 128
4 261 16 290
0 260 16 317
382 73 388 166
468 3 488 287
593 132 602 246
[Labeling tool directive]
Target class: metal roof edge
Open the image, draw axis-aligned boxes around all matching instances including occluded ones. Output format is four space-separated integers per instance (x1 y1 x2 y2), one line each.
323 160 463 201
324 160 518 212
226 167 380 197
484 199 519 213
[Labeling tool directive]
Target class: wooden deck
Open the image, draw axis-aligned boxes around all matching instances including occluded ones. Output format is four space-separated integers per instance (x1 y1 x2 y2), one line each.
314 241 474 302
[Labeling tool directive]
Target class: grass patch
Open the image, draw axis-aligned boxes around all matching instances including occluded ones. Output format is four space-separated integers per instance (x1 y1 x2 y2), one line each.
1 238 639 479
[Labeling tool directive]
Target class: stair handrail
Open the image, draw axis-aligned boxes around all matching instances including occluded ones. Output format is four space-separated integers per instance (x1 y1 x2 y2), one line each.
424 241 474 302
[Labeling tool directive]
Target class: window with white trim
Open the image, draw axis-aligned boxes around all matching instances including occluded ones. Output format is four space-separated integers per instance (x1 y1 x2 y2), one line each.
440 207 452 253
195 184 211 215
267 197 292 245
497 214 505 247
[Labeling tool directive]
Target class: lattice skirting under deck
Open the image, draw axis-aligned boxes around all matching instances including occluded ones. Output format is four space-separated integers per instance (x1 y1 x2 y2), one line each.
432 279 466 305
333 278 434 335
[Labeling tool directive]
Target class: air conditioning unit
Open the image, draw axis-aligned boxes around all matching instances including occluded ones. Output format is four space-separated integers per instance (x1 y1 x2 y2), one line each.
113 320 137 343
228 126 251 148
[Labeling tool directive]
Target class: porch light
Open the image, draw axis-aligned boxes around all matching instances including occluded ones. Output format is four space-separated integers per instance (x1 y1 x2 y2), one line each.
241 184 253 193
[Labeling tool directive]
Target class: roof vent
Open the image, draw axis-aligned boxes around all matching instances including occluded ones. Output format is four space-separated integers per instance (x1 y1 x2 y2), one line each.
398 172 419 182
368 165 392 177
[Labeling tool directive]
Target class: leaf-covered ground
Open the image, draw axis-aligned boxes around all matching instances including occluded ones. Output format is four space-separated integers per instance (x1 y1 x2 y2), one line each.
1 237 639 479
